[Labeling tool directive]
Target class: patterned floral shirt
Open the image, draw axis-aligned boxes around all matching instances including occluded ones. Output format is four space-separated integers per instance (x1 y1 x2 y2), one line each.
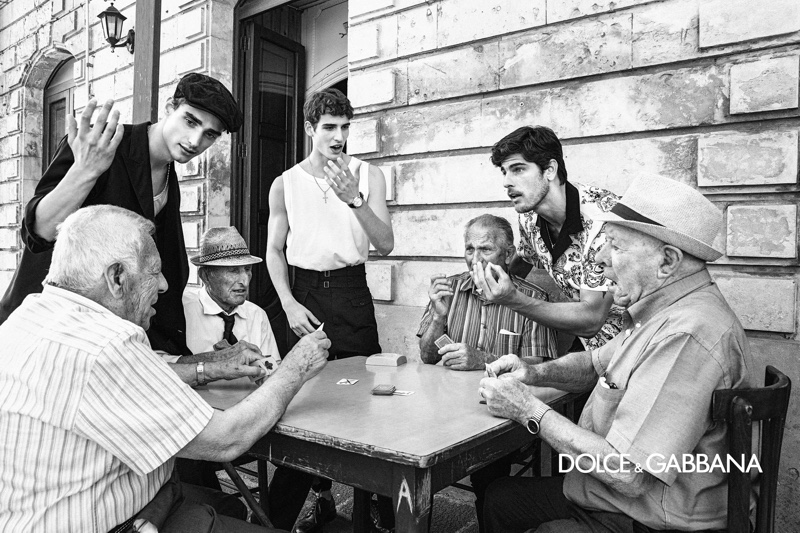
517 182 624 350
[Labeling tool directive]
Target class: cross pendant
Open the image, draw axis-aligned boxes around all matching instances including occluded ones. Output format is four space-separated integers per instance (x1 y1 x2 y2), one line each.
323 192 328 203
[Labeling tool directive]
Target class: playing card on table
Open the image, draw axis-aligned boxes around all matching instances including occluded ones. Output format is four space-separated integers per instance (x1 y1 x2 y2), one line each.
392 390 415 396
434 334 455 349
336 378 359 385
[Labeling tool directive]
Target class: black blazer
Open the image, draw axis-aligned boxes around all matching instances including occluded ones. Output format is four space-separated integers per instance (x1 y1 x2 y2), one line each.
0 123 191 355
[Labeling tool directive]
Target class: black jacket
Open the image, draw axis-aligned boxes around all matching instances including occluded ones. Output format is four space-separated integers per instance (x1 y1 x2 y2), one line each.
0 123 191 355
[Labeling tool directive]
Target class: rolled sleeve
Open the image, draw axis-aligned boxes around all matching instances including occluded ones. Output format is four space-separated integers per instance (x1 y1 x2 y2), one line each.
604 333 724 485
75 332 213 476
416 302 436 338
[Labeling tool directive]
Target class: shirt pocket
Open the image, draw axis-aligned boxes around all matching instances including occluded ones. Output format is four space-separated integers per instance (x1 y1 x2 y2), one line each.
584 383 627 438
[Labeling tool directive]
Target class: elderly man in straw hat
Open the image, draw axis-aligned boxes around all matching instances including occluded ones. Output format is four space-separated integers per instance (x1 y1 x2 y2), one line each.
184 227 280 373
177 227 282 494
477 176 755 533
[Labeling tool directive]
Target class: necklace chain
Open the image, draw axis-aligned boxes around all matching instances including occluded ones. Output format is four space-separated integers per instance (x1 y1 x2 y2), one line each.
311 175 332 203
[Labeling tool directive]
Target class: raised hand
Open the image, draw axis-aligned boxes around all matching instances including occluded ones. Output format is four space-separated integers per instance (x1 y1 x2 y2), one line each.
66 99 125 182
323 157 360 204
428 274 453 318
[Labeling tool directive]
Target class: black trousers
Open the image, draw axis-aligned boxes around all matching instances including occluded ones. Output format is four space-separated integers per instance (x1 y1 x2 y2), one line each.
483 476 727 533
270 264 385 529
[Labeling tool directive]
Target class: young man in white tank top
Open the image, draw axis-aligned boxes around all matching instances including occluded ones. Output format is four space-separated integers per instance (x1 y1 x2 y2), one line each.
265 89 394 532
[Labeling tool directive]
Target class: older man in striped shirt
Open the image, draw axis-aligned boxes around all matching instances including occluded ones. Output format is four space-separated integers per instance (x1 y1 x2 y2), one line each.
415 213 558 533
0 205 329 533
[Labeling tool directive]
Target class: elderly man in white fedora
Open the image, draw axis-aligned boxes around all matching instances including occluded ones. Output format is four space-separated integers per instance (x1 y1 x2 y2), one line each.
478 175 754 533
184 227 279 372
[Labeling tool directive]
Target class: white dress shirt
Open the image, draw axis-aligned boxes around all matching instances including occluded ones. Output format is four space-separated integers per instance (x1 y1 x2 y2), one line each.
182 287 280 373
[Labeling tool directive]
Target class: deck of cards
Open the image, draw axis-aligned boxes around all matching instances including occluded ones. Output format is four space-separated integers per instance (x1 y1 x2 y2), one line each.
434 334 455 349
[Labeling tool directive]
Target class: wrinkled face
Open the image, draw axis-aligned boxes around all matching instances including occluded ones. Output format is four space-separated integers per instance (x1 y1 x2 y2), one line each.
500 154 551 214
306 114 350 160
122 238 168 330
204 265 253 313
161 103 224 163
596 224 663 306
464 225 513 272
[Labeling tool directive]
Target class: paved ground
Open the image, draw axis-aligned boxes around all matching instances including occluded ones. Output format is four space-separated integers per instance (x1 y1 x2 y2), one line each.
220 462 481 533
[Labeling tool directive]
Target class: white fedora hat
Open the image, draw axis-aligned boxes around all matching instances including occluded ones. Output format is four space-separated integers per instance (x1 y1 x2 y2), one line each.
190 227 263 267
593 176 723 262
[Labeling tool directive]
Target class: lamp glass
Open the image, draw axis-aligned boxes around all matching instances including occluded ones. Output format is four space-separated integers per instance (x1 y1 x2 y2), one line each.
98 4 127 45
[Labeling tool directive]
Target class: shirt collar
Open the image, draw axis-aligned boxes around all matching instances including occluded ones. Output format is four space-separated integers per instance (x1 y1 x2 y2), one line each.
199 287 247 319
42 284 118 316
626 269 714 327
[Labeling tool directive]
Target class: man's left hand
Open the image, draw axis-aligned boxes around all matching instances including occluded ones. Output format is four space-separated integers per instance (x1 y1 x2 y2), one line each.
472 262 516 305
440 343 485 371
479 375 538 424
323 157 360 204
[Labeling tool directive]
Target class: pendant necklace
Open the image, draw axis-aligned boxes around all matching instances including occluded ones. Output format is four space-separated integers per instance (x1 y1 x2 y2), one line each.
312 175 332 203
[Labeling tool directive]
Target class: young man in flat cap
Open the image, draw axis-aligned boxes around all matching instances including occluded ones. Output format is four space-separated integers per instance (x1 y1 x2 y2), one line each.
266 88 394 532
0 72 244 358
480 176 753 533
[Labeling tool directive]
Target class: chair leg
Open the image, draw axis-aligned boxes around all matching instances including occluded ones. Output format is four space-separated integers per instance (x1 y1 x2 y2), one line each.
257 459 270 518
221 461 274 528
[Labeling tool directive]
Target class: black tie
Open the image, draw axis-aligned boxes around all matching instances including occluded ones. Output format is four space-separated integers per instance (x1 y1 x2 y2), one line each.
218 312 238 345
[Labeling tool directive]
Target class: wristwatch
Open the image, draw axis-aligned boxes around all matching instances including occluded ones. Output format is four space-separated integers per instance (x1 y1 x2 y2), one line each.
525 405 552 435
348 192 365 208
196 361 206 386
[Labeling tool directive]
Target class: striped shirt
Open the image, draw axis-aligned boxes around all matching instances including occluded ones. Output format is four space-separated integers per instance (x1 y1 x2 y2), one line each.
0 285 214 532
417 272 558 360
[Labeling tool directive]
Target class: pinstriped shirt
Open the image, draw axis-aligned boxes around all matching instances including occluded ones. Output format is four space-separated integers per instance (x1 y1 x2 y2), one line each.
417 272 558 360
0 286 214 532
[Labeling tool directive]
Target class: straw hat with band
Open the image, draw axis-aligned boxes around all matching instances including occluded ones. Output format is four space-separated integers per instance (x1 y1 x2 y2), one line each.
592 175 723 262
190 227 262 267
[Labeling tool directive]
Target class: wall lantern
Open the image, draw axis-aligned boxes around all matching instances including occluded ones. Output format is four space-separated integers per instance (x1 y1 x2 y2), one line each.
97 2 135 54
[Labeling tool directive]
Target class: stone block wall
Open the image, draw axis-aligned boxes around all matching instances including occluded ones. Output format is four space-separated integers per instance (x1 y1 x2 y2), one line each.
0 0 235 290
350 1 800 524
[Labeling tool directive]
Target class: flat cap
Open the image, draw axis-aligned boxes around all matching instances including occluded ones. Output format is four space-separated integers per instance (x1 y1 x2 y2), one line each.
174 73 243 133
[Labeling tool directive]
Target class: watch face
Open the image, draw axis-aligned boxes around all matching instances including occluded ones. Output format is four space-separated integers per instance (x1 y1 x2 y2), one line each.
526 418 541 435
351 194 364 208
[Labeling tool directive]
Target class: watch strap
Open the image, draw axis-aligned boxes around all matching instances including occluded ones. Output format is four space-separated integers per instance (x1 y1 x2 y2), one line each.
196 361 206 386
526 404 552 435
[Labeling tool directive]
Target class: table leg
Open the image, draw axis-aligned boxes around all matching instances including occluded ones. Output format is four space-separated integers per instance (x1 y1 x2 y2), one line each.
392 466 433 533
352 488 372 533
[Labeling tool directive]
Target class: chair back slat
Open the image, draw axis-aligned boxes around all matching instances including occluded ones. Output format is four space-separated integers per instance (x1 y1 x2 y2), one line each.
711 365 792 533
727 397 753 533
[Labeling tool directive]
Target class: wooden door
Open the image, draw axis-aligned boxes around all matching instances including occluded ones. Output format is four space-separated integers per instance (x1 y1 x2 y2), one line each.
240 21 305 356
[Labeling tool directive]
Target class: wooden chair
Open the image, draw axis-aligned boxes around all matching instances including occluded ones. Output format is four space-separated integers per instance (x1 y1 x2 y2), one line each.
711 365 791 533
218 458 273 527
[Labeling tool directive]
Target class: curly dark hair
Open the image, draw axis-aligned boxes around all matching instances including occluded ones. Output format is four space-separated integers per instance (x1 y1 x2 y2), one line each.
490 126 568 184
303 88 354 128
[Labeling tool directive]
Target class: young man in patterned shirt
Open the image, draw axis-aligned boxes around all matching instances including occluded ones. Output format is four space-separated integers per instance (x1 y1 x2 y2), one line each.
473 126 624 351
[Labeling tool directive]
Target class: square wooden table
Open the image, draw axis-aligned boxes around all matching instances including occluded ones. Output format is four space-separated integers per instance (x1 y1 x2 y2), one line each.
197 357 572 533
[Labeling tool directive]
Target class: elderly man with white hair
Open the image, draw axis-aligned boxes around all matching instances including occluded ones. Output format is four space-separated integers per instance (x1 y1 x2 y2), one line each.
476 176 755 533
0 205 329 533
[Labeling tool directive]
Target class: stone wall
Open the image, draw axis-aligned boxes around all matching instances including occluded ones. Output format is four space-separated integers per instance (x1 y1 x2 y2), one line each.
0 0 234 289
349 0 800 526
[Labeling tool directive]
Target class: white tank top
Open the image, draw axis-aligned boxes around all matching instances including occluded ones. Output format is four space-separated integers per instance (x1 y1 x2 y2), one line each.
284 156 371 271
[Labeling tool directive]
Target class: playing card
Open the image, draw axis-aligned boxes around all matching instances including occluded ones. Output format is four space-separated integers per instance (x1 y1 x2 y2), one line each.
393 390 415 396
485 363 497 378
336 378 359 385
435 334 455 349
